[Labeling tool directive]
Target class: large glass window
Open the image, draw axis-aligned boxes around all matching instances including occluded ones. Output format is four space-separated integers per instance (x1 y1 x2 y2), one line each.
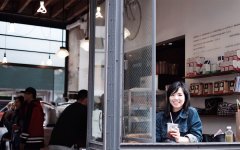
0 65 64 105
0 21 66 105
122 0 156 143
0 21 65 67
88 0 106 144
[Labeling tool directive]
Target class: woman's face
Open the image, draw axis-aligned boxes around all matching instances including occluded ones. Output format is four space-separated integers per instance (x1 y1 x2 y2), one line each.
169 87 185 112
15 99 21 109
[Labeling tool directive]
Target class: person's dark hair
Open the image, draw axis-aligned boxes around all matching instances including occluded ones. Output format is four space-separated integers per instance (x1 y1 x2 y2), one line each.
21 87 37 99
14 95 24 106
51 102 56 106
164 81 190 117
77 89 88 101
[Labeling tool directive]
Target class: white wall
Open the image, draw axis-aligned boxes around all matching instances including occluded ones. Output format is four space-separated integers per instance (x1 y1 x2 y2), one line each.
124 0 153 52
156 0 240 134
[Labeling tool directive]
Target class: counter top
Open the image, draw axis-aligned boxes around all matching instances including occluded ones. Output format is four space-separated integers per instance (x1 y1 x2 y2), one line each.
120 142 240 150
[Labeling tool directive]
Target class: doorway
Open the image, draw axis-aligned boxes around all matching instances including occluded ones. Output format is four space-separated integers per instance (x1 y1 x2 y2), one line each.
156 36 185 90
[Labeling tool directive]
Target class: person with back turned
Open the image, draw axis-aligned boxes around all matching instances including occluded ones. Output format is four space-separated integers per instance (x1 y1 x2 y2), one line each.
20 87 44 150
48 89 88 150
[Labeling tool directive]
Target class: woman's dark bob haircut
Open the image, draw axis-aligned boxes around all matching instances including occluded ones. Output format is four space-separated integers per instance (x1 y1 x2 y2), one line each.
164 81 190 117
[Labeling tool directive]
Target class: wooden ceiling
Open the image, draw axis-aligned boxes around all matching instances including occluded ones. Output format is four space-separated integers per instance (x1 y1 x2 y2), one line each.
0 0 89 29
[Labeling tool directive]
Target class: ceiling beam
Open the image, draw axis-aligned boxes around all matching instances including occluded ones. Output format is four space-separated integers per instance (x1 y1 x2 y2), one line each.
66 3 88 22
51 0 75 18
17 0 32 13
0 12 66 29
0 0 10 11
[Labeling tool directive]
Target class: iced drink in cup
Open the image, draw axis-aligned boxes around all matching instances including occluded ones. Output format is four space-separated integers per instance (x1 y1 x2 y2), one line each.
167 123 178 134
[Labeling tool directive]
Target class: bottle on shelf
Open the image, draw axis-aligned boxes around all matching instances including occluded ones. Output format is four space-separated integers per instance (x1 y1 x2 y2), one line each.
225 126 234 142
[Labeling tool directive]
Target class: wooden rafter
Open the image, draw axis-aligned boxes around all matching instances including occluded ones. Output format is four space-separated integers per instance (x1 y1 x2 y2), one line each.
0 0 10 11
17 0 32 13
51 0 75 18
0 0 90 27
66 3 88 22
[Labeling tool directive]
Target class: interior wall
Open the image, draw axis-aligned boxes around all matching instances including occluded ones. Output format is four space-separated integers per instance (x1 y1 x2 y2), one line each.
156 0 240 134
124 0 153 52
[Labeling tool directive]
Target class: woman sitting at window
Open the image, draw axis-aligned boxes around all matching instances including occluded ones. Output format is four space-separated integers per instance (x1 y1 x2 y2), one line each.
156 81 202 143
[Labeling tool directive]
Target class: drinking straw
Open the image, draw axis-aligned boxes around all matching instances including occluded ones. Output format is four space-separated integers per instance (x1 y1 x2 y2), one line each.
170 112 173 123
237 99 240 112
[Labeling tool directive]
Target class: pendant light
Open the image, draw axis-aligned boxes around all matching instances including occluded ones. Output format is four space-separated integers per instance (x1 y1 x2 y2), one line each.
80 39 89 51
37 1 47 14
96 7 103 18
46 54 52 65
2 52 7 63
2 23 7 63
124 28 131 39
56 0 69 58
46 28 52 65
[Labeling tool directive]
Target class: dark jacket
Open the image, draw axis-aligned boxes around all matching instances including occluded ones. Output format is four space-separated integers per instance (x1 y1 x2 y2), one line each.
49 102 87 148
11 108 24 149
20 100 44 148
156 107 203 142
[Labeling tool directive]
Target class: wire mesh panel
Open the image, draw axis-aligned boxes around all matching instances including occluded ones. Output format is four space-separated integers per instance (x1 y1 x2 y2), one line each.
123 88 153 141
122 0 155 143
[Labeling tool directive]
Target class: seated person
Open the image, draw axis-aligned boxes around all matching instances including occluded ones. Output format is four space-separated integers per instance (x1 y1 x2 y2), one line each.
0 101 15 149
156 81 202 143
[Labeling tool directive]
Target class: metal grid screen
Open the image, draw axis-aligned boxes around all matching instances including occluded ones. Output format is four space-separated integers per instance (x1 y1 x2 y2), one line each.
122 0 154 143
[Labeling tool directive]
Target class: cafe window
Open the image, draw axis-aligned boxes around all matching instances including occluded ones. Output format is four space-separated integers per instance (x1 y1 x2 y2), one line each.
118 0 240 147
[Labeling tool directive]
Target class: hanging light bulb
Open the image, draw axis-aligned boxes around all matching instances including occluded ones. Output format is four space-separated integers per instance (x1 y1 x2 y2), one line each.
80 39 89 51
37 1 47 14
3 24 8 64
96 7 103 18
8 23 15 33
56 46 69 58
2 52 7 63
56 0 69 58
56 28 69 58
124 28 131 39
46 54 52 65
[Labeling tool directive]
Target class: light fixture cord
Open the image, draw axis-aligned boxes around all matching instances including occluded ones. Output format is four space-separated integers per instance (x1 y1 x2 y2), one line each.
5 22 7 54
62 0 65 47
62 29 64 46
49 28 51 56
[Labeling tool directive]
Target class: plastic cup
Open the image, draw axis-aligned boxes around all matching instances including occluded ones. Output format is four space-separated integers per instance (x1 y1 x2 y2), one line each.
167 123 178 133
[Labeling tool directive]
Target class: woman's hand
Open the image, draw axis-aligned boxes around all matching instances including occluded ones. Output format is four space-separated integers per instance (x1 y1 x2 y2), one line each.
168 128 190 143
168 128 181 142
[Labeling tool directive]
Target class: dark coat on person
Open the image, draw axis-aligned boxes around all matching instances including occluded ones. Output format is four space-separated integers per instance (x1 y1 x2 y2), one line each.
20 100 44 149
49 102 87 148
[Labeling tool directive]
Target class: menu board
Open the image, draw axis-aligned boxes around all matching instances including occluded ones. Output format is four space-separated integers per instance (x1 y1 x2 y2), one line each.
191 23 240 62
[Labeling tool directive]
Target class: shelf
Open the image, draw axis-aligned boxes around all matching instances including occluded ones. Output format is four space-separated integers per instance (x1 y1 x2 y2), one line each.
185 70 240 79
191 92 240 97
